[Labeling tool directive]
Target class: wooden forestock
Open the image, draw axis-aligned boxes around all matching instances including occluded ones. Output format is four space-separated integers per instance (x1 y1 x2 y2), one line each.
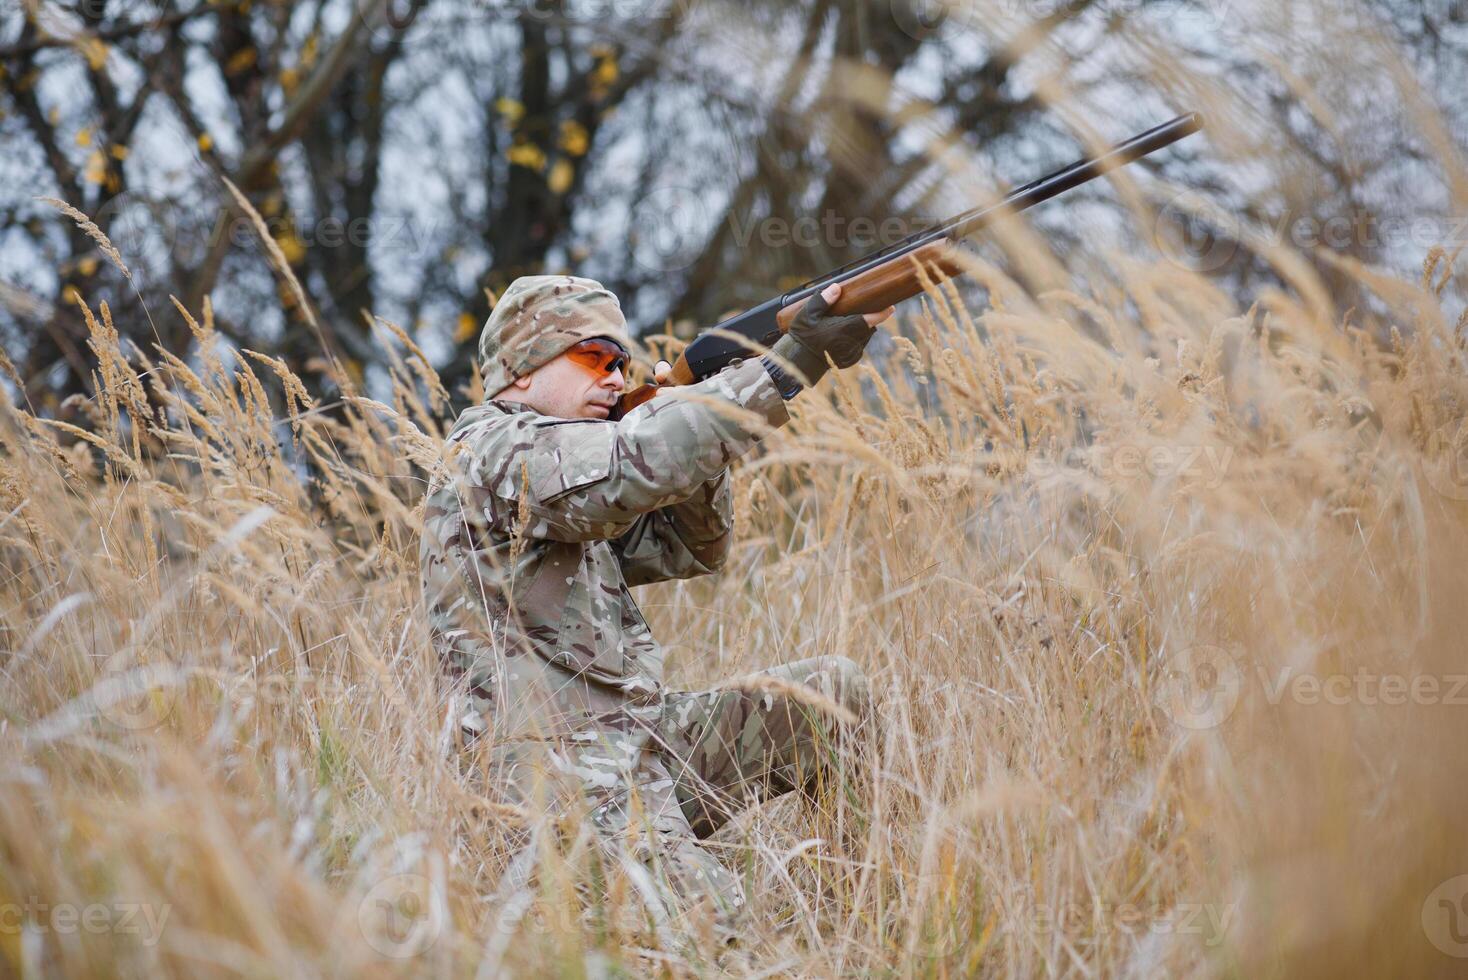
775 239 964 331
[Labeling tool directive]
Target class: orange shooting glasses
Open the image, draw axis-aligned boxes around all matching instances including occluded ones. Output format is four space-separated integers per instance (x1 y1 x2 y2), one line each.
564 337 629 379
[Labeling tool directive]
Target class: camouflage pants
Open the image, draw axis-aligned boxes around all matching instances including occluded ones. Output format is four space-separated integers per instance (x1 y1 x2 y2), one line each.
483 655 871 937
658 654 871 839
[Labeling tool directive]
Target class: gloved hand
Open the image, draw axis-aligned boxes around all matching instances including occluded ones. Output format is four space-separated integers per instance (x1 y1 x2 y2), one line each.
770 282 894 386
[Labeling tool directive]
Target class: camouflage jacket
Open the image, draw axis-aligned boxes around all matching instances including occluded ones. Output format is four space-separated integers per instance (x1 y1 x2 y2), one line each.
419 359 790 738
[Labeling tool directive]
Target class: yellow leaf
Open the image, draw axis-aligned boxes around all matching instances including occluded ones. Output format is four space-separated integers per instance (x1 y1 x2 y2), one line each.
279 66 299 96
109 144 129 161
79 38 108 71
507 142 546 172
78 257 99 277
547 158 574 195
593 57 618 87
197 132 214 152
82 151 107 185
275 230 306 264
558 119 588 157
226 46 257 75
455 313 478 343
301 33 319 69
75 127 92 148
495 98 525 126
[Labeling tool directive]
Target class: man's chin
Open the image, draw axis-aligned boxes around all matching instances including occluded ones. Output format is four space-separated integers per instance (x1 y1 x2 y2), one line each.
585 403 613 419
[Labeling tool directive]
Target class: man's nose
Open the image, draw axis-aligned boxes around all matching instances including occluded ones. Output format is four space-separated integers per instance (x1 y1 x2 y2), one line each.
601 367 625 391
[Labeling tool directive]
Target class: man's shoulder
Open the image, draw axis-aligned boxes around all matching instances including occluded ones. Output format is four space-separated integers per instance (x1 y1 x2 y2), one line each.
447 400 528 443
448 401 610 451
442 401 616 503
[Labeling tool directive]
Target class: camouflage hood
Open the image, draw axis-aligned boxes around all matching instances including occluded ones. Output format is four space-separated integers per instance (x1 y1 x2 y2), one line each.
478 275 634 397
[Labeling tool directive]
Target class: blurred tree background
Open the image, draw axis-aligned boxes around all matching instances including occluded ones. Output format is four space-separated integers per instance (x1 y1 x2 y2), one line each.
1 0 1464 415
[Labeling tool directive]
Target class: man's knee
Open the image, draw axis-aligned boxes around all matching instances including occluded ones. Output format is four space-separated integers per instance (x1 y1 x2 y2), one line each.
792 654 869 730
805 655 872 726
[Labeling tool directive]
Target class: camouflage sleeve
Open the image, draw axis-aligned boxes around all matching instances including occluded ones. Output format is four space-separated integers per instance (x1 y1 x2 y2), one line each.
463 358 787 542
613 469 734 585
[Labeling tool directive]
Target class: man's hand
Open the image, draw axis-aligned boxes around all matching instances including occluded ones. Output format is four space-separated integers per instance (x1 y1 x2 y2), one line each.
771 282 894 386
649 281 892 392
791 281 893 368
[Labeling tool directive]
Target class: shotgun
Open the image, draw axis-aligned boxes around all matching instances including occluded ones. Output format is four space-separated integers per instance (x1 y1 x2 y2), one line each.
616 112 1204 416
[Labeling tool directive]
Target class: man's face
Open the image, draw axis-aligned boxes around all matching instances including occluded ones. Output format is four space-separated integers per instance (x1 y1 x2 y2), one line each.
497 337 628 419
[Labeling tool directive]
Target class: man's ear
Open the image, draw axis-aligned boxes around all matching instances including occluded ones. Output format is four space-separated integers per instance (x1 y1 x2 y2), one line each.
490 374 534 401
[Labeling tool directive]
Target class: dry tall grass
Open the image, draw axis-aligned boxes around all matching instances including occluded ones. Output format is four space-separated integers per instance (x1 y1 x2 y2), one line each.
5 50 1468 980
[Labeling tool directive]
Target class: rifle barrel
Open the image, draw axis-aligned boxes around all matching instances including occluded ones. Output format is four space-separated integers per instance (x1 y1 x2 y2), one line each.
786 112 1204 305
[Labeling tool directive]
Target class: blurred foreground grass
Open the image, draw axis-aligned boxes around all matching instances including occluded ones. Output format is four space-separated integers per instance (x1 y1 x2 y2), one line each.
4 44 1468 980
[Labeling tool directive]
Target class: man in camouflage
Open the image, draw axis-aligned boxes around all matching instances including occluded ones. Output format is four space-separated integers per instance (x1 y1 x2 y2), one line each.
419 274 891 936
